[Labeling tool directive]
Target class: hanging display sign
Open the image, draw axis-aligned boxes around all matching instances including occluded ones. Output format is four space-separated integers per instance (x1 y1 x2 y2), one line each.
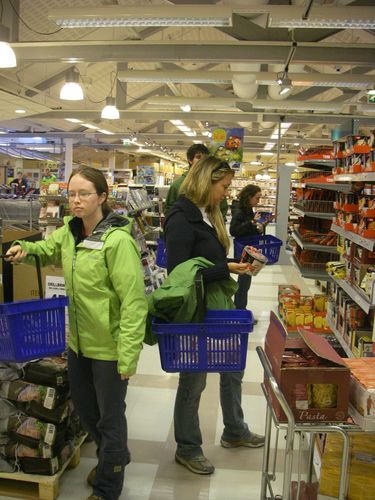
209 127 244 170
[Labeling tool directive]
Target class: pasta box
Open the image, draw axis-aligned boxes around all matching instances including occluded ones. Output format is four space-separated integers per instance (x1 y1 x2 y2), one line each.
264 312 350 423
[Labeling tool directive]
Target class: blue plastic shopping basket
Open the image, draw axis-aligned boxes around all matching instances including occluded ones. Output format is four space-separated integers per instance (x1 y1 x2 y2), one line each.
152 309 253 373
0 255 68 362
234 235 283 264
155 238 167 268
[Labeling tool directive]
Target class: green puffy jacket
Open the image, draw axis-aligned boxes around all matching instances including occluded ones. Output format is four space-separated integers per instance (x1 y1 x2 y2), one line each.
16 213 147 375
146 257 238 343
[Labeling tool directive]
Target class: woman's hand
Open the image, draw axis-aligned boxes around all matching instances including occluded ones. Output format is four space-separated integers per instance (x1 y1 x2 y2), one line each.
120 374 130 381
5 245 28 263
228 262 250 275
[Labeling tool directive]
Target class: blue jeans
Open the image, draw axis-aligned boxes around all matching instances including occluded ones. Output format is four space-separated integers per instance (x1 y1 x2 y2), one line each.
68 350 130 500
234 274 252 310
174 371 251 458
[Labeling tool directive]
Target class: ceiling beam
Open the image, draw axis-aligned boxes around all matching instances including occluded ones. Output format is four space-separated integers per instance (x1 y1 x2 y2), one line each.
29 109 375 126
25 68 73 97
11 41 375 66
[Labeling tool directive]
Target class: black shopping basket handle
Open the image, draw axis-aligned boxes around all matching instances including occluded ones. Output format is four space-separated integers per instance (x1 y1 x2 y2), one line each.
1 254 44 299
195 270 206 322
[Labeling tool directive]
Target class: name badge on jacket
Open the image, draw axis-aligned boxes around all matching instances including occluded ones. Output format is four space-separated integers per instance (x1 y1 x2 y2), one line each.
82 239 104 250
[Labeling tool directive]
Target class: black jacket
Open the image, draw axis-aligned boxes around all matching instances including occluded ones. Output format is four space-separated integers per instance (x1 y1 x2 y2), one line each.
163 196 230 284
229 206 261 239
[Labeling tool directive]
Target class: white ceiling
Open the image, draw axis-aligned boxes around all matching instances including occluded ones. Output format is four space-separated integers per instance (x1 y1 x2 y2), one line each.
0 0 374 169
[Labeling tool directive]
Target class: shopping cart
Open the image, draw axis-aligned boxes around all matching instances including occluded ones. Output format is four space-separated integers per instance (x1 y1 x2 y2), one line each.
155 238 167 268
0 255 68 362
234 234 283 264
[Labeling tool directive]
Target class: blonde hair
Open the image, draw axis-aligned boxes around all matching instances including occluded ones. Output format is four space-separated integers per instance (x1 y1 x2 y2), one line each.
180 155 234 253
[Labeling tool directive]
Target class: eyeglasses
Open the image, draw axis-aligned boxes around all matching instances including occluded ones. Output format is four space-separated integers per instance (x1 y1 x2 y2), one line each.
68 191 97 200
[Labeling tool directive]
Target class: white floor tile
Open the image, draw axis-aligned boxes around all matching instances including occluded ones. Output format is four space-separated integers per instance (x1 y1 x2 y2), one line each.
209 469 263 500
127 386 175 442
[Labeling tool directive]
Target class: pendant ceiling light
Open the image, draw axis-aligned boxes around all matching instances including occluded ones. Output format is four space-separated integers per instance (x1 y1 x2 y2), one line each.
0 41 16 68
101 96 119 120
0 26 16 68
60 70 84 100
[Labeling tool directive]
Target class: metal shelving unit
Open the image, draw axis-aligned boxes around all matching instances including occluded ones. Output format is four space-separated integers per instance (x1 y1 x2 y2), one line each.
332 276 375 315
304 182 352 193
290 255 332 281
334 172 375 183
331 223 375 251
292 206 334 220
326 315 355 358
292 231 339 254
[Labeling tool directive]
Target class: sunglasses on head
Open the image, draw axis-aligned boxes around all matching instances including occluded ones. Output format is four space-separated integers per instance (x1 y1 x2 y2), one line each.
212 161 231 173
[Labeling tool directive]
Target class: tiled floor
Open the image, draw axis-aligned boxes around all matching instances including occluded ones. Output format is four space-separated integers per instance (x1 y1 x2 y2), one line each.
0 262 321 500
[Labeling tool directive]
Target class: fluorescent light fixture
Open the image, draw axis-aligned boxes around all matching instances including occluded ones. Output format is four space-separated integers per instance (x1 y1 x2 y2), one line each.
60 70 84 100
65 118 83 123
49 6 232 28
170 120 184 126
263 6 375 29
250 161 262 166
259 152 274 156
101 96 120 120
256 72 375 89
285 162 297 167
15 109 26 114
264 143 275 150
180 104 191 113
368 89 375 96
294 142 300 146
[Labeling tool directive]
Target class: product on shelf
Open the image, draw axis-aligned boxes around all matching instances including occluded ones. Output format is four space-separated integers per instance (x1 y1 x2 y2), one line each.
278 285 331 332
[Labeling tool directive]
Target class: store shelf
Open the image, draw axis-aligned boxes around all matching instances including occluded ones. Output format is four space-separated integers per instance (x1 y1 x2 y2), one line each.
292 231 339 254
331 276 375 314
334 172 375 182
292 206 334 220
290 255 332 281
326 314 355 358
304 182 352 193
331 223 375 251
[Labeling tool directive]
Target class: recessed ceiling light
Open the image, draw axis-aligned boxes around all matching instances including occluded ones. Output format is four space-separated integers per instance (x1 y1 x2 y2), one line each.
15 109 26 114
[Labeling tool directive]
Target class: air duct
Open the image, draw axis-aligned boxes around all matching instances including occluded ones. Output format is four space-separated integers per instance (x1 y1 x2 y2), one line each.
230 63 260 99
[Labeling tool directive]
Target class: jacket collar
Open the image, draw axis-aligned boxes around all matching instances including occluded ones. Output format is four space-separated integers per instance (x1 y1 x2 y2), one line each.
167 195 204 223
69 212 130 244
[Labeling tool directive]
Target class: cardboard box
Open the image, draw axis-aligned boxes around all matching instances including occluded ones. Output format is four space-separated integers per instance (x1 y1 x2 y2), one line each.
264 312 350 423
12 263 65 301
1 229 42 302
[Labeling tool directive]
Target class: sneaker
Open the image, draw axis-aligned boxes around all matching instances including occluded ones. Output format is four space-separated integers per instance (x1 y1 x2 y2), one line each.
86 466 97 487
175 453 215 475
220 432 265 449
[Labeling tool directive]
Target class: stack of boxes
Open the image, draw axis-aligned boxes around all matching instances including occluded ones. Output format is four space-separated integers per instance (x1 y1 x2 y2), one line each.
278 285 331 333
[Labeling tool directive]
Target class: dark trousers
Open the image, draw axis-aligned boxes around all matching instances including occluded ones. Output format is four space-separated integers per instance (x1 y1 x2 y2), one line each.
234 273 252 309
174 371 250 458
68 350 130 500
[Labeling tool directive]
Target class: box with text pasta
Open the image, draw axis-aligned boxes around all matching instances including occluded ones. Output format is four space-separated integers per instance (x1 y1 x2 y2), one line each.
265 311 350 423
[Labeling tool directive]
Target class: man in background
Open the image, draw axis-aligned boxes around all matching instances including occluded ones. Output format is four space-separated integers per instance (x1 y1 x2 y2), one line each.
41 167 57 184
165 143 228 219
10 171 28 194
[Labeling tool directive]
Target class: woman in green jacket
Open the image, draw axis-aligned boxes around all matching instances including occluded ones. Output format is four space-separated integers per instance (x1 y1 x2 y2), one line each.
6 166 148 500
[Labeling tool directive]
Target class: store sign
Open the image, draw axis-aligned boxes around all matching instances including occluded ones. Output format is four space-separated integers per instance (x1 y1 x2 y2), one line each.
209 127 244 170
368 95 375 104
